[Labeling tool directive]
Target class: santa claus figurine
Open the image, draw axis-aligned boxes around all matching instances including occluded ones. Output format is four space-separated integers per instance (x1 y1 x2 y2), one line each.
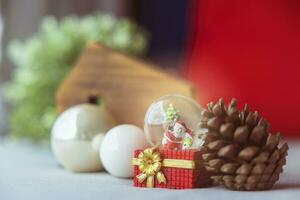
162 120 194 150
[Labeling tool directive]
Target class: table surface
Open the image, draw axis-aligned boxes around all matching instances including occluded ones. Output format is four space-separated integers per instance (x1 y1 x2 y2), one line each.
0 139 299 200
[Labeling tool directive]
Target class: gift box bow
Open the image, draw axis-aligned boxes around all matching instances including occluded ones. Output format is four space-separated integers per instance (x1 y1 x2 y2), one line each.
132 148 196 188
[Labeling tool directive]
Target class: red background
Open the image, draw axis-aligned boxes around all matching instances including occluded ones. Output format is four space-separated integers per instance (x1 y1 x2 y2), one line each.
185 0 300 137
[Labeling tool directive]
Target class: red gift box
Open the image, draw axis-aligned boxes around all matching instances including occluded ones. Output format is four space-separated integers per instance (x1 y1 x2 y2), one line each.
132 148 212 189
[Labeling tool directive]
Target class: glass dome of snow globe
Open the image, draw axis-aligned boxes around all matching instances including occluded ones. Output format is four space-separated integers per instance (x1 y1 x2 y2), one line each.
144 94 204 149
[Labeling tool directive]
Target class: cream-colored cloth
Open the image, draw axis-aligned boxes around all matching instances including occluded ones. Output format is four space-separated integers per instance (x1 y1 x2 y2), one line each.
0 139 299 200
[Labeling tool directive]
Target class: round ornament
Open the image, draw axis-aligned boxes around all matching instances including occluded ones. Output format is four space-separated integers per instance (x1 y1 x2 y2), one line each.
51 103 116 172
144 94 204 149
100 124 148 178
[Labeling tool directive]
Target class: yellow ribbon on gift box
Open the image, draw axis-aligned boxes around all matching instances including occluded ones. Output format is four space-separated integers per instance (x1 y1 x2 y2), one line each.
132 148 196 188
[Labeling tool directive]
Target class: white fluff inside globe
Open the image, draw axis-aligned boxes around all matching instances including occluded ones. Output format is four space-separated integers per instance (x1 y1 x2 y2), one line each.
144 94 204 148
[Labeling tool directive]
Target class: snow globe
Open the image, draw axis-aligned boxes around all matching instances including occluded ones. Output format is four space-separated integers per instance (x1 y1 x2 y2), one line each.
144 94 204 149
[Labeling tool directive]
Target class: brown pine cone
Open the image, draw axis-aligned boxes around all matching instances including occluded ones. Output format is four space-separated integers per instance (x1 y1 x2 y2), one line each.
199 98 288 191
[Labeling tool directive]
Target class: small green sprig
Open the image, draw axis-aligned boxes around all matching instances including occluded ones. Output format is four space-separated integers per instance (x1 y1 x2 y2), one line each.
165 104 179 124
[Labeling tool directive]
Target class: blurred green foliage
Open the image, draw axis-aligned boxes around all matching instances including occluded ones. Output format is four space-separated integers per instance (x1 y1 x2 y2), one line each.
5 14 148 142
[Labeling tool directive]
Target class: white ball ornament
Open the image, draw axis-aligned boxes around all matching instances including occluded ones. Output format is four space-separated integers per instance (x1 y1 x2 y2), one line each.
51 103 116 172
100 124 148 178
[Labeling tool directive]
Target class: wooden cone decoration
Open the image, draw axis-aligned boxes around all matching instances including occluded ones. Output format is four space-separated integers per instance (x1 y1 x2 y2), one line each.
199 98 288 191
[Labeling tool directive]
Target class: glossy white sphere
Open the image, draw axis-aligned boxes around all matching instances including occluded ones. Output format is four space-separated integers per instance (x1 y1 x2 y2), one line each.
144 94 203 147
100 124 148 178
51 104 116 172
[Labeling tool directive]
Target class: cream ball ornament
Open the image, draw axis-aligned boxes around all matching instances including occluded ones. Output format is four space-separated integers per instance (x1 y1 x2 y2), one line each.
100 124 148 178
51 103 116 172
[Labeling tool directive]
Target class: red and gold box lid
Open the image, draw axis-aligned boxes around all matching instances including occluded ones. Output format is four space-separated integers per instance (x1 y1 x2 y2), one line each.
132 148 211 189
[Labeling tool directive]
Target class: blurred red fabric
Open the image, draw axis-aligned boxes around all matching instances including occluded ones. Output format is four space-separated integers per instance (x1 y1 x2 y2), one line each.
185 0 300 137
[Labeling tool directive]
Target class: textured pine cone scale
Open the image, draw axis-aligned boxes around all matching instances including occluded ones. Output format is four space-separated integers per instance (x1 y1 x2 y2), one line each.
199 98 289 191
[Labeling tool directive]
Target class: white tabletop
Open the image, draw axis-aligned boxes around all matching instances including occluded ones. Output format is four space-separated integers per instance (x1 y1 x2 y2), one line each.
0 139 299 200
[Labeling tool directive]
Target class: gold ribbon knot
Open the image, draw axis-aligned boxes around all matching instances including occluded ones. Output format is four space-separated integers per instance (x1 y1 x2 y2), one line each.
132 148 166 188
